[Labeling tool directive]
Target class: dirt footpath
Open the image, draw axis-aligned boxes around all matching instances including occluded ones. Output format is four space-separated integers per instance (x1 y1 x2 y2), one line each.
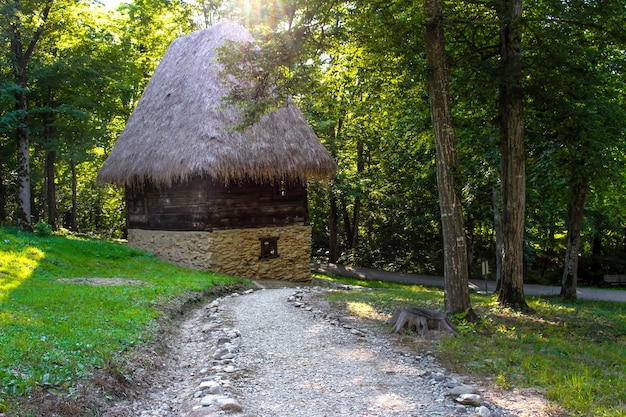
100 285 557 417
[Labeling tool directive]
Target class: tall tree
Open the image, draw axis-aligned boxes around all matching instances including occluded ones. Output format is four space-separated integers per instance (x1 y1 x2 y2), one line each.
494 0 528 310
423 0 475 316
3 0 55 229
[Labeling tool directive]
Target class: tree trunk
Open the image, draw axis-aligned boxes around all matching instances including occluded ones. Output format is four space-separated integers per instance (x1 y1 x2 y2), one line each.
13 68 32 230
341 201 353 249
466 217 475 277
328 113 342 263
329 192 339 263
9 22 30 229
43 87 57 229
200 0 212 27
0 170 6 222
8 0 54 231
351 197 360 249
71 157 78 231
45 149 57 229
560 178 588 299
592 233 601 256
423 0 475 318
351 136 365 249
493 185 503 292
495 0 528 310
388 307 458 335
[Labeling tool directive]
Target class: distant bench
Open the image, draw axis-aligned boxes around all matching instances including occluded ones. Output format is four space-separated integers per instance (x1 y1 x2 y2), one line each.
604 274 626 286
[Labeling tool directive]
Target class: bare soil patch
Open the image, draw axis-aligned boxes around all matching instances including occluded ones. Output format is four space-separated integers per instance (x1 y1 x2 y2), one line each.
58 278 151 286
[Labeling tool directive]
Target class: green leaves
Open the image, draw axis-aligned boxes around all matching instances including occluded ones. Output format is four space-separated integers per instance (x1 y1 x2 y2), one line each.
1 0 625 281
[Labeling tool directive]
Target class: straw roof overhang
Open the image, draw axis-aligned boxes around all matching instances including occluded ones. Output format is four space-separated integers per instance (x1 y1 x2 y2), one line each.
97 21 336 188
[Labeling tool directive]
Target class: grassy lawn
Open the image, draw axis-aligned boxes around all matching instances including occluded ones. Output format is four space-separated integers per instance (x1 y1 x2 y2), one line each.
316 274 626 417
0 227 245 413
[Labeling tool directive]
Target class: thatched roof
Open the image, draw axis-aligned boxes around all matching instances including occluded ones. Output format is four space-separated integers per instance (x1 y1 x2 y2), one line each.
97 21 336 187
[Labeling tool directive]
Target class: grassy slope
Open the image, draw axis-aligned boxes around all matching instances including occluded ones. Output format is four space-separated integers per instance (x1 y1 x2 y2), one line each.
0 227 244 412
317 275 626 417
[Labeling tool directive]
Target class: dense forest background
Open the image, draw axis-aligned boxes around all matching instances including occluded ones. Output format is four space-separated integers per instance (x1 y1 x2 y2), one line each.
1 0 625 286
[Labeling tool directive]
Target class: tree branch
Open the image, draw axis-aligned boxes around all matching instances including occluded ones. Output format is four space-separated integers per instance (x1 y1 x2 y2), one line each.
24 0 55 62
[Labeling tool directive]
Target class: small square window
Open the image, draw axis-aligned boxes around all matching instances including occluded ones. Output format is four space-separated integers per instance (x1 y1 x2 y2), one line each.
259 237 279 259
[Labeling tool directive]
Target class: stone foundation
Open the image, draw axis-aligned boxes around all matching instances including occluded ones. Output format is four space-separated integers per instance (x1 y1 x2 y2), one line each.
127 226 312 282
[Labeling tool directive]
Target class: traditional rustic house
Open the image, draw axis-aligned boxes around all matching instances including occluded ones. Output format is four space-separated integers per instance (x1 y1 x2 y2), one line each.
97 22 336 282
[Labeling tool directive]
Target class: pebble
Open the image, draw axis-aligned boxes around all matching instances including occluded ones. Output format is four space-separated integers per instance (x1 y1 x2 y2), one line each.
216 397 243 411
476 405 493 417
212 348 230 359
456 393 483 406
449 384 480 396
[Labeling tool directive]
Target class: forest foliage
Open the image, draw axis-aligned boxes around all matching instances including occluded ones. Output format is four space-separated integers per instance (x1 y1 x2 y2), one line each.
1 0 625 286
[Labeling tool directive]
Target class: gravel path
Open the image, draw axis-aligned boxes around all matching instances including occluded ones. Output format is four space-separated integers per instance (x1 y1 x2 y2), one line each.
226 287 448 416
103 285 555 417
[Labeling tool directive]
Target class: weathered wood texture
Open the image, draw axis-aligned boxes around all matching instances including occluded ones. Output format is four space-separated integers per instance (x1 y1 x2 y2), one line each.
126 176 308 231
387 307 458 336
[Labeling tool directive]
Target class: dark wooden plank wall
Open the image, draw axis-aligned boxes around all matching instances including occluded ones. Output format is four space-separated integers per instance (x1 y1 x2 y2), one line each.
126 177 308 231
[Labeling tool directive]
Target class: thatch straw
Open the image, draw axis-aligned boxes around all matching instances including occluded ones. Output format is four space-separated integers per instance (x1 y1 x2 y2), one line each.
97 21 336 187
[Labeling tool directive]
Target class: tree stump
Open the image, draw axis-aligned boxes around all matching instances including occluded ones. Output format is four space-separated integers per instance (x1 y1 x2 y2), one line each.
387 307 458 335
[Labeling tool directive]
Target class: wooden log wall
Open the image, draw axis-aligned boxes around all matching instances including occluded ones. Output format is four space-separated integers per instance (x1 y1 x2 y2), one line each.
126 176 309 231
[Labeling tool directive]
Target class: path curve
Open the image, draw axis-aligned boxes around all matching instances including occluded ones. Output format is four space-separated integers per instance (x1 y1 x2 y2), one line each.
103 286 554 417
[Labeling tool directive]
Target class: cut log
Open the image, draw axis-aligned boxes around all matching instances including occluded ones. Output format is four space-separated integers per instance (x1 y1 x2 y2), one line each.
387 307 458 335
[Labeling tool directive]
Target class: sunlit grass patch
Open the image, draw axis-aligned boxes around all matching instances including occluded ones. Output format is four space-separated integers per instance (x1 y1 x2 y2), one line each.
346 301 387 320
315 273 444 313
0 227 245 410
0 238 44 302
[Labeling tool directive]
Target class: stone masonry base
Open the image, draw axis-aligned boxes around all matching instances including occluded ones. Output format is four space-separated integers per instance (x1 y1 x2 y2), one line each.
127 226 312 282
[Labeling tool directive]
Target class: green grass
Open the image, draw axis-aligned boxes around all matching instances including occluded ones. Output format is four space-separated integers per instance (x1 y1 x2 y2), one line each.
0 227 244 412
315 274 626 417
